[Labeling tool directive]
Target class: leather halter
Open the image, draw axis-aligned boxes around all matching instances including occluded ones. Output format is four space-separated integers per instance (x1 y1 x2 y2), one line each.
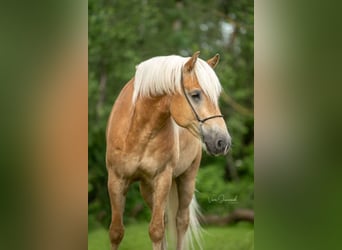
180 73 224 124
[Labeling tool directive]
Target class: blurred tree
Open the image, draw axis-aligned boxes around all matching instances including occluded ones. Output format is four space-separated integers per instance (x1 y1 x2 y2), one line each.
89 0 253 226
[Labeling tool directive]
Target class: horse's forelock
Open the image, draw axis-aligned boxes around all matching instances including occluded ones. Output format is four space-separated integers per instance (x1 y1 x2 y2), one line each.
194 59 222 106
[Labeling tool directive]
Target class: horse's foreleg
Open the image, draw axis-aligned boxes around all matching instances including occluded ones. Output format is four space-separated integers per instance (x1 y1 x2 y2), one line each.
140 181 168 250
175 178 195 250
149 166 173 250
108 171 129 250
176 156 200 250
140 181 153 210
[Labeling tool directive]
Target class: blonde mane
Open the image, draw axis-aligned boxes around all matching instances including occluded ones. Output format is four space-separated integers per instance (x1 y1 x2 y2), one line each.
132 55 222 105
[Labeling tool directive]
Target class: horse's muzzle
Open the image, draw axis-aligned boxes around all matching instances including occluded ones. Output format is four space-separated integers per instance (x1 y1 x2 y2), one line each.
202 129 231 156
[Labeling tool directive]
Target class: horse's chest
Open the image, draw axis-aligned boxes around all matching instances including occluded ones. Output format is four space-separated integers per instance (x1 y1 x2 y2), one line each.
110 125 200 179
138 133 178 177
173 134 201 177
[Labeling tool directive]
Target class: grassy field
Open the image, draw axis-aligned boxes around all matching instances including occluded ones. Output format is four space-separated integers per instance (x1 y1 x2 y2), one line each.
88 217 254 250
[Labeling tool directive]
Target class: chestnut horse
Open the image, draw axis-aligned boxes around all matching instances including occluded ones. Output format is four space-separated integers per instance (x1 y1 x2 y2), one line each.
106 51 231 250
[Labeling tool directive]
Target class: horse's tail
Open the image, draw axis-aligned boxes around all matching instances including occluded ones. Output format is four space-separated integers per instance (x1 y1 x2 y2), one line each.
167 180 203 250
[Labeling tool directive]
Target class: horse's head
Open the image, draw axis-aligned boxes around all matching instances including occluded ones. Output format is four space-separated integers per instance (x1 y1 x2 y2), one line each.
170 51 231 156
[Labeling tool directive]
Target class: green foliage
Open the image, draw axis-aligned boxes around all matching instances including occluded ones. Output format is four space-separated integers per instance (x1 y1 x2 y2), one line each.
88 0 254 227
196 164 254 216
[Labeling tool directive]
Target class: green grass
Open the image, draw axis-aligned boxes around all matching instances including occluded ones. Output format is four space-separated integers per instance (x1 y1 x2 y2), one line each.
89 217 254 250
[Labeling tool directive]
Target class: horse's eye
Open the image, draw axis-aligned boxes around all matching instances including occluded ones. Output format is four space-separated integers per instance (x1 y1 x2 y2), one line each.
190 91 201 102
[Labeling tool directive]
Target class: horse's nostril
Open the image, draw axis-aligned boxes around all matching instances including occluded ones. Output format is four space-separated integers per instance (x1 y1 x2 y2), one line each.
216 139 225 150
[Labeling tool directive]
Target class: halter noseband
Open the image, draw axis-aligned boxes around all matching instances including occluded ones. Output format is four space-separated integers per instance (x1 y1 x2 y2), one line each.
180 73 224 124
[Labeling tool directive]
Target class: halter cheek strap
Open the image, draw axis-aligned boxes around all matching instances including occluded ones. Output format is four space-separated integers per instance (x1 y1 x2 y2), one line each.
180 73 224 124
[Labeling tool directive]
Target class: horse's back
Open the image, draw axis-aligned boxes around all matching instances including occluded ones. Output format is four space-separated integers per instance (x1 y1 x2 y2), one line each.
106 79 135 167
107 79 135 136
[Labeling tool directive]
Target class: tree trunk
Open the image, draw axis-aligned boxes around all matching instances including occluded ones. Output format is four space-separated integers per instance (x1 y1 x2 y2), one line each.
202 209 254 226
225 156 239 181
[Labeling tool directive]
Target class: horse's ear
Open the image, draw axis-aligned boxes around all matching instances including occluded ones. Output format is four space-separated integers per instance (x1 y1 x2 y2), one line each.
207 53 220 69
184 51 200 72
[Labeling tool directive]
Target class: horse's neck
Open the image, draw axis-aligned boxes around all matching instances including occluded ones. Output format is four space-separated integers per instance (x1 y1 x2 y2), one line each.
127 95 173 148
